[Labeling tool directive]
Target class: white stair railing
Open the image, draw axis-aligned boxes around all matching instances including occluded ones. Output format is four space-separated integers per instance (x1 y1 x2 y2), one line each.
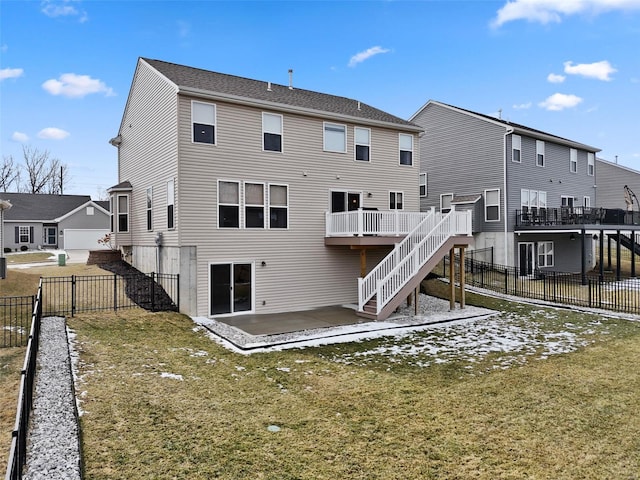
358 207 471 314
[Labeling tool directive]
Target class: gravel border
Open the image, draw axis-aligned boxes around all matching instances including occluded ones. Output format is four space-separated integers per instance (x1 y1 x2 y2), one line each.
24 316 82 480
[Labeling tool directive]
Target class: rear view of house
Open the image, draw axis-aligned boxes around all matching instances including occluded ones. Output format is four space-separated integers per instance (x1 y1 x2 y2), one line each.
108 58 471 319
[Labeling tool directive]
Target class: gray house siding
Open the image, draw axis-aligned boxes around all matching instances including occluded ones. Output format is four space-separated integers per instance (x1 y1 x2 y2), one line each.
595 158 640 210
412 103 506 234
4 222 39 251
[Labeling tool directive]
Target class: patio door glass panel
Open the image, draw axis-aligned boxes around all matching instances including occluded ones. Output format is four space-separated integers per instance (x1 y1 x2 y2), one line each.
210 263 253 315
330 191 361 213
518 242 535 276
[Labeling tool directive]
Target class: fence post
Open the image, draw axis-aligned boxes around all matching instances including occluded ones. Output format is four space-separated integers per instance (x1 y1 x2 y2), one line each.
151 272 156 312
114 273 118 311
176 273 180 311
543 274 547 301
504 268 508 295
588 279 592 308
71 275 76 317
553 272 557 303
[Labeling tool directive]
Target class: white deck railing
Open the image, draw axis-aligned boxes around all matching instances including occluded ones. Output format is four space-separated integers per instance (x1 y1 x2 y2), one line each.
325 209 430 237
358 207 472 314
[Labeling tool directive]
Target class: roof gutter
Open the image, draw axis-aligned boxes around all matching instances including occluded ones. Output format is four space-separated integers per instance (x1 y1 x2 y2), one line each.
177 86 423 133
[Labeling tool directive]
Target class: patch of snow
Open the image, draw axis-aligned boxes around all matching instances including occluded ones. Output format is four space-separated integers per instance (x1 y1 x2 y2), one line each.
159 372 183 381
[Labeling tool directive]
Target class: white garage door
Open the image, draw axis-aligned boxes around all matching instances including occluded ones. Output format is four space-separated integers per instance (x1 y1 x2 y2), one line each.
63 229 110 250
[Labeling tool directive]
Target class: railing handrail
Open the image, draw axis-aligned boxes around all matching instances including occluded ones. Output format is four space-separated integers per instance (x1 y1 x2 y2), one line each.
325 209 430 237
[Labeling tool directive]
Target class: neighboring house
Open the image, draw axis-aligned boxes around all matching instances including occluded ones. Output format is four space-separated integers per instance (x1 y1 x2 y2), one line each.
108 58 471 319
0 193 110 251
411 100 611 276
594 157 640 211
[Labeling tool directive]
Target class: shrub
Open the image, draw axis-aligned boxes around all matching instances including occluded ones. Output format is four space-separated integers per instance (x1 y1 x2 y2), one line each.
3 247 11 254
20 245 28 252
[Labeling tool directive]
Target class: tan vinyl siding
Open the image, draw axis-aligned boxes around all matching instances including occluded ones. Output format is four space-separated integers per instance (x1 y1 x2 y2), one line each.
118 61 179 248
175 95 418 315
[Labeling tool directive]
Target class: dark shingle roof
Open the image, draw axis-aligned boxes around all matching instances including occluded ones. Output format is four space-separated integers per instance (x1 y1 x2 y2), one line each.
0 193 92 221
142 58 420 130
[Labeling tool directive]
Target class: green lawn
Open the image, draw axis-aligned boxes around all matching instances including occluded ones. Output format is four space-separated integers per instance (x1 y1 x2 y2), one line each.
68 287 640 479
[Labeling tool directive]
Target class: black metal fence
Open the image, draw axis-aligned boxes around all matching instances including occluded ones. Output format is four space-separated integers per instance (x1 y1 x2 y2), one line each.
1 296 35 348
41 272 179 316
441 254 640 315
5 281 42 480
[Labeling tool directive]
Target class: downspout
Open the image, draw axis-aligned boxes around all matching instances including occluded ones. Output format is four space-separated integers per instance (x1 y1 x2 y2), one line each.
503 126 514 266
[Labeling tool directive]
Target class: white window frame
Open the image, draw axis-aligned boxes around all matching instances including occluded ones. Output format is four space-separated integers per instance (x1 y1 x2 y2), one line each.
399 133 413 166
117 194 129 233
268 183 289 229
192 100 216 145
512 134 521 163
536 140 545 167
561 195 576 208
440 193 453 212
323 122 346 153
18 226 30 243
167 180 175 230
218 180 240 229
244 181 266 229
584 196 591 208
354 127 371 162
86 206 94 216
262 112 283 152
146 187 153 231
588 152 595 176
484 188 500 222
389 191 404 210
537 241 554 268
570 148 577 173
419 173 427 197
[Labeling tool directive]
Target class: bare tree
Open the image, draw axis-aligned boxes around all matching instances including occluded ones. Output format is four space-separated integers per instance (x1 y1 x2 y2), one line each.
1 155 20 192
20 145 69 194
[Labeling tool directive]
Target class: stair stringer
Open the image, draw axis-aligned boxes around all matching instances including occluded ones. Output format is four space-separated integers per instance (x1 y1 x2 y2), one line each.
358 235 472 321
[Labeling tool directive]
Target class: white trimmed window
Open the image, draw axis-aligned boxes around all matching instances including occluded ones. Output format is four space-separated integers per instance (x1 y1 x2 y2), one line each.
440 193 453 213
354 127 370 162
536 140 545 167
86 206 94 216
117 195 129 233
192 101 216 144
419 173 427 197
561 195 576 208
584 196 591 208
399 133 413 166
269 184 288 229
389 191 404 210
218 180 240 228
538 242 554 267
263 113 282 152
484 189 500 221
570 148 577 173
324 123 346 153
18 226 31 243
588 152 595 176
167 180 175 229
522 189 547 209
512 134 521 163
146 187 153 231
244 182 265 228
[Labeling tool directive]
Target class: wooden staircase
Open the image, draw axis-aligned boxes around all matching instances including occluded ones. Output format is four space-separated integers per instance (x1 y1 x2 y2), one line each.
357 207 472 321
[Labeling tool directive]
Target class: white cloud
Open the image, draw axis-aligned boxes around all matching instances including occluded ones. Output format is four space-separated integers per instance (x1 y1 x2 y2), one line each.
538 93 583 111
0 68 24 80
513 102 532 110
1 44 8 53
564 60 617 81
547 73 566 83
42 73 115 98
491 0 640 28
37 127 70 140
12 132 29 142
348 46 391 67
41 0 88 22
177 20 190 38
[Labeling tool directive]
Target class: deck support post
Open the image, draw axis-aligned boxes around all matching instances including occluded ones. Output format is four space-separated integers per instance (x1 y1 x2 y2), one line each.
631 230 636 278
581 228 587 285
458 246 466 309
415 285 419 316
616 230 621 281
599 230 604 281
449 247 455 310
359 248 367 278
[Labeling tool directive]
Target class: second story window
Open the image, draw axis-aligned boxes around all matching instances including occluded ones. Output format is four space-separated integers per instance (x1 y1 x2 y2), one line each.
419 173 427 197
570 148 577 173
389 191 404 210
324 123 346 153
269 184 288 228
192 101 216 144
146 187 153 231
536 140 545 167
588 152 595 176
218 181 240 228
484 189 500 221
512 134 521 163
441 193 453 213
117 195 129 233
245 182 265 228
263 113 282 152
355 127 370 162
399 133 413 166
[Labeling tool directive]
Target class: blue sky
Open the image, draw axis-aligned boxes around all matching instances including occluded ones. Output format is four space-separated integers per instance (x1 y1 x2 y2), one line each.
1 0 639 196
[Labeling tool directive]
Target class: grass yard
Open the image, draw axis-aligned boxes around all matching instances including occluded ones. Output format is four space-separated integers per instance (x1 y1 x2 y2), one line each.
0 347 26 466
4 252 53 265
69 285 640 479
